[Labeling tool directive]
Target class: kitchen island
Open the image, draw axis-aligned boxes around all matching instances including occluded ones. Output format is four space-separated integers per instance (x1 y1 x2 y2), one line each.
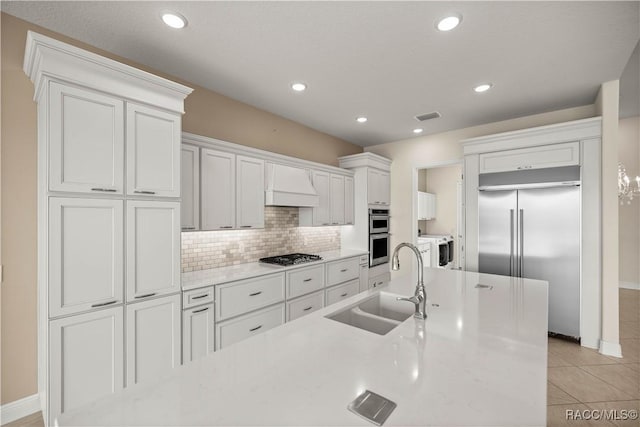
59 267 548 426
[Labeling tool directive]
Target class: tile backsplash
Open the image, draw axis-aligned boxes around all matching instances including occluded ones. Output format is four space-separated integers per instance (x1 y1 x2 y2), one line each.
181 207 341 272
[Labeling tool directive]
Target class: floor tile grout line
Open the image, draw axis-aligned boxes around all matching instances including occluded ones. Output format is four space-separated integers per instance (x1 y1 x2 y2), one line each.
574 365 637 401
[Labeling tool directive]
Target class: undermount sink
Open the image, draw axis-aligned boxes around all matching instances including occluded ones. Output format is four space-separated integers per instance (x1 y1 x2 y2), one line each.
326 292 414 335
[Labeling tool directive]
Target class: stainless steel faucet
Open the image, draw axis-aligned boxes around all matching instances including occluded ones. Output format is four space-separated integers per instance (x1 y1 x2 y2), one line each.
391 243 427 320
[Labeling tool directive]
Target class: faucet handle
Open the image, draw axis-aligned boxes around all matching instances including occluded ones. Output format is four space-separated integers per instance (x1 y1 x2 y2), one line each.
397 296 419 304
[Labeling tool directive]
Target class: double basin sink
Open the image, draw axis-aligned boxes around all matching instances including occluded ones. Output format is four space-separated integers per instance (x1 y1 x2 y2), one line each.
326 292 415 335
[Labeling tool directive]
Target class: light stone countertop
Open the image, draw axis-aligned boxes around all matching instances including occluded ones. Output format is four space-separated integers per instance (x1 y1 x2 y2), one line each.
181 248 369 291
59 267 548 426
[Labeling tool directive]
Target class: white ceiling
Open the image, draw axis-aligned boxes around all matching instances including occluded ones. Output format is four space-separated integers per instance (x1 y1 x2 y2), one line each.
4 1 639 146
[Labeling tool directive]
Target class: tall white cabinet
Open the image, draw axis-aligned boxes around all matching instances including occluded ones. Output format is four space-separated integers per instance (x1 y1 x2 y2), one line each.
24 31 192 426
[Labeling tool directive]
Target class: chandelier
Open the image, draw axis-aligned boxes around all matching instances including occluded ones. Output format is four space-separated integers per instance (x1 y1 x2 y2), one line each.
618 163 640 205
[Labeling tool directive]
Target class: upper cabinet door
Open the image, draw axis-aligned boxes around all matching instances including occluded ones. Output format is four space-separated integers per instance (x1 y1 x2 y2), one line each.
201 148 236 230
367 169 379 205
181 145 200 231
344 176 354 225
378 171 390 205
126 201 180 302
329 174 345 225
49 197 124 318
236 155 264 229
49 82 124 194
312 171 331 226
126 103 181 197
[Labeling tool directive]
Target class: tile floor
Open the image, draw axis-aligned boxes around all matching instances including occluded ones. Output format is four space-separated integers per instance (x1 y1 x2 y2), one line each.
5 289 639 427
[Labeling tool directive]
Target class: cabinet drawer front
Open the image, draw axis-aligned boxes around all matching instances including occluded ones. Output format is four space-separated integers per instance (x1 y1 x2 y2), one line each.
182 287 214 309
368 272 391 290
326 257 360 287
215 273 285 321
325 279 360 306
287 265 325 299
287 290 324 321
479 142 580 173
216 304 284 350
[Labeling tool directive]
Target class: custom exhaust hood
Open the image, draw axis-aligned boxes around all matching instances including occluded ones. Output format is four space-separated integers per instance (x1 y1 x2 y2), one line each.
265 163 319 207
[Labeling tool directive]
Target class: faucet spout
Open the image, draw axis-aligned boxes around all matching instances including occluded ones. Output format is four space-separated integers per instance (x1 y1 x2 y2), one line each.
391 242 427 320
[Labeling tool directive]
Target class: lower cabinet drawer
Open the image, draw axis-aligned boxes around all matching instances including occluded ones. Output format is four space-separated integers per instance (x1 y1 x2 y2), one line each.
326 257 360 287
215 273 285 321
368 272 391 290
287 264 325 299
215 304 285 350
182 286 214 309
325 279 360 306
287 290 324 321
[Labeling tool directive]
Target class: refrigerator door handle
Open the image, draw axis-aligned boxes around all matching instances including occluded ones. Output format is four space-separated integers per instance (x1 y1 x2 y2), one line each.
519 209 524 277
510 209 515 276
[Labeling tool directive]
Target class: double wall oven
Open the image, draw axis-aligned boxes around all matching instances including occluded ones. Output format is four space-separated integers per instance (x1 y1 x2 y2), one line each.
369 209 390 266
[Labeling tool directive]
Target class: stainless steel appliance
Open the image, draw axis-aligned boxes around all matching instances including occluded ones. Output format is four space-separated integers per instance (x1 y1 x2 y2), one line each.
259 253 322 266
478 166 581 338
369 209 390 233
369 232 390 267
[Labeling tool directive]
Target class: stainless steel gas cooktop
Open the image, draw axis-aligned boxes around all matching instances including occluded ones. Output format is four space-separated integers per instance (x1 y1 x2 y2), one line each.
259 253 322 266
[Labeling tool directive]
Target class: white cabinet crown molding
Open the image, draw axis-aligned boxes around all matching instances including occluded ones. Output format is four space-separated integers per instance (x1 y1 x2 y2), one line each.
23 31 192 112
461 117 602 155
338 152 392 171
182 132 354 177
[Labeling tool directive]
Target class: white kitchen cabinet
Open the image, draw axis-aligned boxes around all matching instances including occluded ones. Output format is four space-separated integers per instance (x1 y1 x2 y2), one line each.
182 286 215 309
182 303 215 364
287 290 324 321
126 201 181 302
49 307 124 425
368 272 391 290
216 303 285 350
181 144 199 231
49 198 124 317
478 141 580 174
312 170 331 226
325 279 360 306
215 273 285 321
286 264 325 299
367 169 390 206
200 148 236 230
359 261 369 293
418 191 436 220
330 174 345 225
344 176 354 225
325 256 360 287
48 82 124 195
236 155 265 229
126 294 181 386
126 103 181 197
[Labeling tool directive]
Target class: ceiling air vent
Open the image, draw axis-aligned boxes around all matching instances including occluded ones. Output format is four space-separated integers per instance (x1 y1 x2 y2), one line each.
415 111 441 122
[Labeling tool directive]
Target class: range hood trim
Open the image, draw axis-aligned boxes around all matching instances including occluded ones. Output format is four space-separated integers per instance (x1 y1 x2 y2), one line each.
265 163 320 207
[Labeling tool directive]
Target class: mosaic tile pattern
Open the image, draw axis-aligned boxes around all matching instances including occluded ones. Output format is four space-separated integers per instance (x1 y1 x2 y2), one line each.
181 207 341 272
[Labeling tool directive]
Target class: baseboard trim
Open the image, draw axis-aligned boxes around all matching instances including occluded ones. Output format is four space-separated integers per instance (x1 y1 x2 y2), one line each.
619 281 640 290
0 394 40 425
599 340 623 358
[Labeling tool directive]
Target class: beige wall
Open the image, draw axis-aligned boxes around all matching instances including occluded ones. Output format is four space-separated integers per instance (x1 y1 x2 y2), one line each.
365 105 597 281
0 12 362 405
596 80 621 349
618 116 640 286
424 165 462 238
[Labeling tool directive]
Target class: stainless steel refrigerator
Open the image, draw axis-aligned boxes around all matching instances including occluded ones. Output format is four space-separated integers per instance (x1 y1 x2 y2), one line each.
478 167 581 338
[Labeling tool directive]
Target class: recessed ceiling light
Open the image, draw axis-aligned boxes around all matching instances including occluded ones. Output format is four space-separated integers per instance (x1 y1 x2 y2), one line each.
436 14 461 32
291 82 307 92
356 117 368 123
474 83 493 93
161 12 187 29
413 128 424 134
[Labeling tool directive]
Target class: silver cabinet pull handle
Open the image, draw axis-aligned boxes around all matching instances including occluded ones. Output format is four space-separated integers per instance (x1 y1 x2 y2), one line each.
322 223 330 226
219 226 233 229
134 190 156 194
91 188 117 192
135 292 157 299
191 294 208 300
249 325 262 332
340 269 348 272
240 225 252 228
249 291 262 297
193 307 209 314
340 293 348 297
303 278 313 282
91 300 118 308
332 222 339 225
303 306 313 311
182 227 196 230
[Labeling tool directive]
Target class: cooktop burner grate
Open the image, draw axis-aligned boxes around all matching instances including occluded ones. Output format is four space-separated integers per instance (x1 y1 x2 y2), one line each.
259 253 322 266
